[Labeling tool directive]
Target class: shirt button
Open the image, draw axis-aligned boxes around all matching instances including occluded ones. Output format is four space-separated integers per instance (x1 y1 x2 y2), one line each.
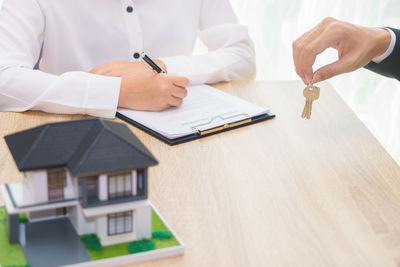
133 52 141 59
126 6 133 13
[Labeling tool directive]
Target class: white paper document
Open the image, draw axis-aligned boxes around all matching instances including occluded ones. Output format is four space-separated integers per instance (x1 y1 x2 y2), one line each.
117 85 270 139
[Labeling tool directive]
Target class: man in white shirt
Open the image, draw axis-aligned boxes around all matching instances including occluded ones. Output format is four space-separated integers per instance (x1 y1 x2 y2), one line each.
0 0 255 118
292 17 399 84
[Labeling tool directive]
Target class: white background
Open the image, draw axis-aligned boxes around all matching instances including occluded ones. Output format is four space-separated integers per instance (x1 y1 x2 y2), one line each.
0 0 399 164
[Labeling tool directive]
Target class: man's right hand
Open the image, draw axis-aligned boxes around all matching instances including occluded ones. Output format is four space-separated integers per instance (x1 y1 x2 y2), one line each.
118 73 189 111
292 17 392 84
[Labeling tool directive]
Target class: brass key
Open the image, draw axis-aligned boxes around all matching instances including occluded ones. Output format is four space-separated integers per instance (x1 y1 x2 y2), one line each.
301 84 320 120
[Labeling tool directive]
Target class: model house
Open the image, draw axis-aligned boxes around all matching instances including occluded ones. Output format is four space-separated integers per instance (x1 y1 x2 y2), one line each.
1 119 158 246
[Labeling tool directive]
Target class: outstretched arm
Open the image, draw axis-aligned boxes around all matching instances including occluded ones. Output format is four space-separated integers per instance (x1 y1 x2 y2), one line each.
364 27 400 80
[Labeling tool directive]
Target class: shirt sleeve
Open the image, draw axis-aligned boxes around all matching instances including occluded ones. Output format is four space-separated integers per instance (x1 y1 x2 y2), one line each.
372 28 396 63
159 0 256 85
0 0 121 118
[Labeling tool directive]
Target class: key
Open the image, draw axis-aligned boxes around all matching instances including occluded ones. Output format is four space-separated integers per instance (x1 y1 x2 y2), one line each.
302 84 320 119
301 90 310 119
301 85 312 119
301 84 320 120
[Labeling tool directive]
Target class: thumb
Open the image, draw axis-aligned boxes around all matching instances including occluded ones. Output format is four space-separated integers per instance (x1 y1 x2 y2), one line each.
313 59 351 83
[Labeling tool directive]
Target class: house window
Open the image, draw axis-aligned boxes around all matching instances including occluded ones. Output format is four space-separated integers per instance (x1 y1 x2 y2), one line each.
108 172 132 199
138 169 144 191
47 168 67 201
108 211 133 236
86 176 98 199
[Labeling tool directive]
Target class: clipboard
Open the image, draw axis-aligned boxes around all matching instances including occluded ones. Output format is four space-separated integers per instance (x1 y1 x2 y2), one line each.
117 111 275 146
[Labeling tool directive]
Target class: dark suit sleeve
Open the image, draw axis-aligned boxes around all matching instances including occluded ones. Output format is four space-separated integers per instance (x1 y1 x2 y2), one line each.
364 27 400 81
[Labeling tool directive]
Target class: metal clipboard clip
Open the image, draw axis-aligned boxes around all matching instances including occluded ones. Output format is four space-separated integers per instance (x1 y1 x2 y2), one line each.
189 113 252 136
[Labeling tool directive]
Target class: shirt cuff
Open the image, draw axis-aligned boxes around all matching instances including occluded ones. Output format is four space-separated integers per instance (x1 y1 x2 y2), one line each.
85 74 121 118
372 27 396 64
159 56 184 75
159 56 198 85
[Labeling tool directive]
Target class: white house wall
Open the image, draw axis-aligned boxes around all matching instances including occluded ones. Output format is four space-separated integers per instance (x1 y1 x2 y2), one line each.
24 172 34 200
23 169 139 206
97 215 136 246
97 170 138 202
68 205 95 235
98 174 108 201
96 204 151 246
20 169 150 246
96 215 138 246
25 170 47 203
134 204 151 240
132 170 137 196
64 171 76 199
24 170 78 205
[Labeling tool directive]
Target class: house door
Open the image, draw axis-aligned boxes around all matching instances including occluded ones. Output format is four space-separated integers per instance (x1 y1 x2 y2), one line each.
47 169 66 201
86 176 98 200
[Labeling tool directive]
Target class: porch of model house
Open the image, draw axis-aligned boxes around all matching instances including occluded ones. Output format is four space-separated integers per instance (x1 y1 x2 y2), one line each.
1 185 90 267
14 212 90 267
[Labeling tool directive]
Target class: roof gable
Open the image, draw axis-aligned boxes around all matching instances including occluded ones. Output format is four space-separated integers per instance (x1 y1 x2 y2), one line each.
101 120 156 161
70 128 157 175
4 126 46 166
4 119 158 175
11 120 95 171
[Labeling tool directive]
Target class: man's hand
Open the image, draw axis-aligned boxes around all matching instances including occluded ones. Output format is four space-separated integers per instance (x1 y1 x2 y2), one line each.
292 17 392 84
90 60 166 77
119 73 189 111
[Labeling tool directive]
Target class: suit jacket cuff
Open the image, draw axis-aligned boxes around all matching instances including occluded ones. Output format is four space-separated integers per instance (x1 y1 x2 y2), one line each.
364 27 400 81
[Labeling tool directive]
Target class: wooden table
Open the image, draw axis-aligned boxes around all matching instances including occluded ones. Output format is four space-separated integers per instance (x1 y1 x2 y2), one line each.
1 80 400 267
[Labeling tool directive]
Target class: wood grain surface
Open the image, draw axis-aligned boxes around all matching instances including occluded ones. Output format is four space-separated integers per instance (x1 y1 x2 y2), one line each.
1 80 400 267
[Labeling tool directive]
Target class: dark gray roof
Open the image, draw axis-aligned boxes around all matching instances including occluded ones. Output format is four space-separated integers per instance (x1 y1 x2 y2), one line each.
4 119 158 175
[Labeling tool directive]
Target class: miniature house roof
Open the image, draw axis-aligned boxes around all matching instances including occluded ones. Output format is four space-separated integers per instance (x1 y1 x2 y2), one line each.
4 119 158 175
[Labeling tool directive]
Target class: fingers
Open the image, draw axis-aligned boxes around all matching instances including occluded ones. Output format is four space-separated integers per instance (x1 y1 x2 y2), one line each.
91 68 117 77
313 55 354 83
89 62 117 76
157 75 189 109
171 86 188 99
168 95 183 107
167 84 187 107
89 65 106 75
167 74 190 87
299 32 336 83
90 61 143 77
293 17 341 84
163 74 189 101
293 25 321 83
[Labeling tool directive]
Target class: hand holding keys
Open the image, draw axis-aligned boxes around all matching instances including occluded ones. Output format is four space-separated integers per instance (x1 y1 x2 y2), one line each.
301 83 320 120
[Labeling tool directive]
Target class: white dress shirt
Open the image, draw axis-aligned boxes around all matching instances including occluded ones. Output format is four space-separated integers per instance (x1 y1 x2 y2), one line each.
0 0 255 118
372 27 396 64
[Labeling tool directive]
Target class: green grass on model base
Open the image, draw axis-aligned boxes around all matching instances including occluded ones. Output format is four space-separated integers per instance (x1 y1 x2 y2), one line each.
0 207 29 267
84 209 180 261
0 205 179 264
150 210 179 250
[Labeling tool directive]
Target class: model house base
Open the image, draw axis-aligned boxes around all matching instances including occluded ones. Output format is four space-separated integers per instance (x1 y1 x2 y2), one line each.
0 119 184 267
0 203 184 267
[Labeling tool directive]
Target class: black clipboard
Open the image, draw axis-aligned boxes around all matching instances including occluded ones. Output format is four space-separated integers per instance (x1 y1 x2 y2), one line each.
117 111 276 146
